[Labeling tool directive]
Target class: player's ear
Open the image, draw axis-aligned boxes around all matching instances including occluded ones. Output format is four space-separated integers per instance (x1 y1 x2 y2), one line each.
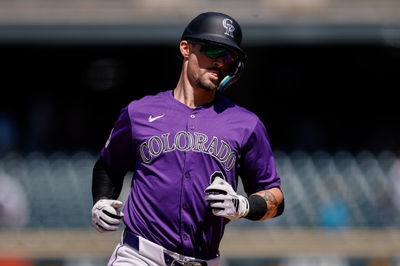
180 40 190 59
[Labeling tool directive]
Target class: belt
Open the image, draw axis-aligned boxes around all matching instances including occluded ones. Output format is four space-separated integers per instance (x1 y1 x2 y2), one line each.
123 229 208 266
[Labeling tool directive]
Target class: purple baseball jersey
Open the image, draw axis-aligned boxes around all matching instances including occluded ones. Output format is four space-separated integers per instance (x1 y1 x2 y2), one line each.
101 90 281 259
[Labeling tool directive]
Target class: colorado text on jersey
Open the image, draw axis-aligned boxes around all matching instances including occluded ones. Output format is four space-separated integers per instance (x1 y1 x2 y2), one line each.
139 131 236 171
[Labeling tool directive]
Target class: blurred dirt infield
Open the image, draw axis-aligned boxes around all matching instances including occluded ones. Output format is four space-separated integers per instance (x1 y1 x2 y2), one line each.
0 228 399 259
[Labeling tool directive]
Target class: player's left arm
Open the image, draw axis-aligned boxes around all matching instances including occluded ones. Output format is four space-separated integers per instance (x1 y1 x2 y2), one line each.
205 177 284 221
250 187 284 221
206 118 285 221
240 118 285 221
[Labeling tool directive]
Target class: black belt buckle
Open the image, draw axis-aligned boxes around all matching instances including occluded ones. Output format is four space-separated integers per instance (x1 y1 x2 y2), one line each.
171 260 206 266
183 257 208 266
165 254 207 266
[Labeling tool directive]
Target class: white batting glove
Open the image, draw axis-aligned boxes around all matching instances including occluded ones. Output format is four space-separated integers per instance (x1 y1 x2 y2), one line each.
92 199 124 233
205 177 249 220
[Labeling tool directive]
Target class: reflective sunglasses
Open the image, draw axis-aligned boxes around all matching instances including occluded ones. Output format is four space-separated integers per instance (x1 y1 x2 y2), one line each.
187 39 238 64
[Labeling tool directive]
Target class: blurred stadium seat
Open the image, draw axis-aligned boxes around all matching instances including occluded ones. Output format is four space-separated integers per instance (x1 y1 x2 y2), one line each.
0 149 398 229
0 151 95 228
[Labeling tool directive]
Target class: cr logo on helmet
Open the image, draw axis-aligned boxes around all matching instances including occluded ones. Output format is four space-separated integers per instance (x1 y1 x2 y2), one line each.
223 18 235 38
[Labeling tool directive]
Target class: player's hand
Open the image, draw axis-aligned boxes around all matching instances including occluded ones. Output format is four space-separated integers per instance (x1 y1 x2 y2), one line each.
91 199 124 233
204 177 249 220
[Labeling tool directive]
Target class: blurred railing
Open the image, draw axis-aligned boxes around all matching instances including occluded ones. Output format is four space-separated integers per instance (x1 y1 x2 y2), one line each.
1 0 400 45
0 151 94 229
273 150 399 228
1 149 399 230
1 0 400 24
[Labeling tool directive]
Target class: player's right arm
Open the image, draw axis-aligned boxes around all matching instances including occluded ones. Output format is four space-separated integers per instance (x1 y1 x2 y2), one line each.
91 157 126 233
92 157 126 204
91 106 134 233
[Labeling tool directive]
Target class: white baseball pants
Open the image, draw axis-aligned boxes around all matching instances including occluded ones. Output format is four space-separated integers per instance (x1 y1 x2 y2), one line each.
108 231 220 266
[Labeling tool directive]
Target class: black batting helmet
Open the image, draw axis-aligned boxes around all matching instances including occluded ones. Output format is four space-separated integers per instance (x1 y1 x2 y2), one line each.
180 12 247 92
181 11 246 59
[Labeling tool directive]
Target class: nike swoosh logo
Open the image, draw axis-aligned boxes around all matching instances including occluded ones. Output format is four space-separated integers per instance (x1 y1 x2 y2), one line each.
148 114 165 122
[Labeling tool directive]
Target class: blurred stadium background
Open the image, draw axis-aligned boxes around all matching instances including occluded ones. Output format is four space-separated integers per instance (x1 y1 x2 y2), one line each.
1 0 400 265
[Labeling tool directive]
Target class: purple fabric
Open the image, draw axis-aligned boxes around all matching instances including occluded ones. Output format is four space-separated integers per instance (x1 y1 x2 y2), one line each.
101 90 281 259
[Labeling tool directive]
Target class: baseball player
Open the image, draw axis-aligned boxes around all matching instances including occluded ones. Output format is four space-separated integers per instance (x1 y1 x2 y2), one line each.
91 11 284 266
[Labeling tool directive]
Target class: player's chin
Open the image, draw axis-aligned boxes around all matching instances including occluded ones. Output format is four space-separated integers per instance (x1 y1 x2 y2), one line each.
206 76 221 90
197 77 218 91
202 83 218 91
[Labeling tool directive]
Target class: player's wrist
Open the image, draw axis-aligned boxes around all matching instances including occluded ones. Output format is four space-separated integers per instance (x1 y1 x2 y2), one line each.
244 194 268 221
238 195 250 218
93 196 109 206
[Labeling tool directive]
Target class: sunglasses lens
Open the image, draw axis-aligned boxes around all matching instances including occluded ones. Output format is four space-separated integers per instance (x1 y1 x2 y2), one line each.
201 46 225 59
188 40 237 64
202 46 236 64
223 52 235 64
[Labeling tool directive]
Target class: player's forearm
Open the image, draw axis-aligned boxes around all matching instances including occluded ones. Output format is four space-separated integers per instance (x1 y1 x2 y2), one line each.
92 157 125 204
251 187 284 221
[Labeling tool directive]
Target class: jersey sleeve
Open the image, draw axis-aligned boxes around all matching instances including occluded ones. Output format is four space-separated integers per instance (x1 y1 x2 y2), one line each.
100 106 135 172
239 118 281 195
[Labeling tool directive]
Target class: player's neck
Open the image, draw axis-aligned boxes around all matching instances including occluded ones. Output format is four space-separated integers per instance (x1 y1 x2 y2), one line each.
174 81 215 109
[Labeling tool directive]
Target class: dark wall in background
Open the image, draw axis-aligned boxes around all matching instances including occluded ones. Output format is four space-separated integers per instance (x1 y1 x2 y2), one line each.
1 44 399 154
